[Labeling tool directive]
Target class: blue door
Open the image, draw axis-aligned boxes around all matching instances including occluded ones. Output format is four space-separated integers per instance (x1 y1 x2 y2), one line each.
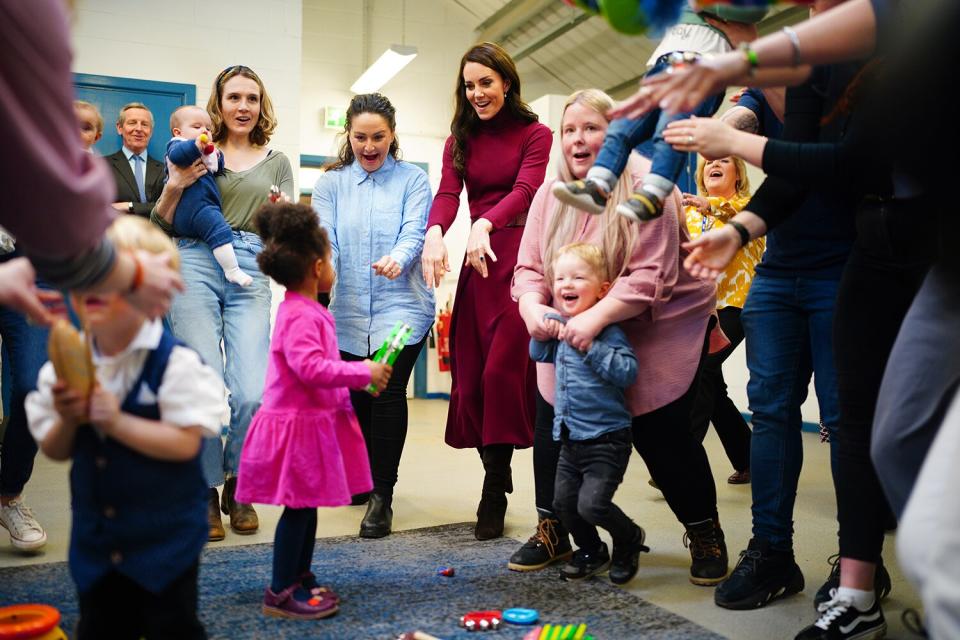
73 73 196 161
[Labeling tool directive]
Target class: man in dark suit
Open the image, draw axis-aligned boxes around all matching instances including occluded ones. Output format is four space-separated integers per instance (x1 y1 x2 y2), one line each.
105 102 165 217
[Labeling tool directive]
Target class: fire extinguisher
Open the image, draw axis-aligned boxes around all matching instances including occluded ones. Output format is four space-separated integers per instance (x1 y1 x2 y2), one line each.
436 296 452 372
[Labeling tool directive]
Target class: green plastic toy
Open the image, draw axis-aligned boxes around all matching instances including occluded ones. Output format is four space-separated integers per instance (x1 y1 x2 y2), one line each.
366 321 413 394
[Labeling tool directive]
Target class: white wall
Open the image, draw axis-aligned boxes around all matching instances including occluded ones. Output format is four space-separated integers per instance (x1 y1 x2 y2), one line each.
70 0 303 194
301 0 478 394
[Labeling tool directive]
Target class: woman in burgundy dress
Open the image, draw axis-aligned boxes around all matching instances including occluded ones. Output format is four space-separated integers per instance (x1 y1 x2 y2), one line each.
421 42 552 540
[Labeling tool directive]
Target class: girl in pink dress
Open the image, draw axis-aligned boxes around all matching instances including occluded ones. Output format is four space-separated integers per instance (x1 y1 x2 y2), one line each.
235 202 393 620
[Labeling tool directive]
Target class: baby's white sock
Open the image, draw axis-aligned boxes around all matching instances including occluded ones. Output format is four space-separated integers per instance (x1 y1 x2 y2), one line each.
213 244 253 287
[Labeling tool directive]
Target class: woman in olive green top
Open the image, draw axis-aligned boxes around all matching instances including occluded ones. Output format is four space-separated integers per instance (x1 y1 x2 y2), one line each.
153 66 293 541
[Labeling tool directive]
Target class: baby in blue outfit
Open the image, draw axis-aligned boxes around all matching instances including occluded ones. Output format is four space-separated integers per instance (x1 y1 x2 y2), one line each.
165 105 251 286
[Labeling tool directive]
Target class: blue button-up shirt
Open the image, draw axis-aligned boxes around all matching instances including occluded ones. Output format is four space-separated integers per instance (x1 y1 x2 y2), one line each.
530 317 638 441
312 156 435 356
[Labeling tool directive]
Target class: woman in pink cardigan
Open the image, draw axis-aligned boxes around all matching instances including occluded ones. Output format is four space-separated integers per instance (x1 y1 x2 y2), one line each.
509 89 727 586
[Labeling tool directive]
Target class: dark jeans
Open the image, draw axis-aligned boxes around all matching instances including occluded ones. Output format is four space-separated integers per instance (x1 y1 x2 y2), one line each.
0 291 50 497
76 562 205 640
342 338 426 497
741 273 841 550
833 213 929 560
554 427 636 551
532 324 718 526
272 506 317 594
594 57 724 186
690 306 751 473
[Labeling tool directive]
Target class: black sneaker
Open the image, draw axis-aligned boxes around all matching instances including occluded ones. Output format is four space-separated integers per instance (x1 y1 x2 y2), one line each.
507 513 573 572
609 526 651 585
551 178 609 215
684 519 729 586
714 538 805 610
794 590 886 640
615 189 663 222
559 542 610 581
814 554 892 609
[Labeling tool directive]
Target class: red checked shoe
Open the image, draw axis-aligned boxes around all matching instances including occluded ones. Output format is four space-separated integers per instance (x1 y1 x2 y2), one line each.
263 584 339 620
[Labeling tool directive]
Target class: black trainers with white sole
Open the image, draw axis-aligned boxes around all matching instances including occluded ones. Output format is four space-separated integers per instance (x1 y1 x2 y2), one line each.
794 589 886 640
714 537 805 610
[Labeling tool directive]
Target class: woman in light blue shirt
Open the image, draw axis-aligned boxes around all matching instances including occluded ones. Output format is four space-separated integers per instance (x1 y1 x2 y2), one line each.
312 93 434 539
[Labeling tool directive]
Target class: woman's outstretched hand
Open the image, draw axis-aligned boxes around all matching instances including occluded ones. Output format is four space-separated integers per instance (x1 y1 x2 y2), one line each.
421 225 449 289
682 226 741 280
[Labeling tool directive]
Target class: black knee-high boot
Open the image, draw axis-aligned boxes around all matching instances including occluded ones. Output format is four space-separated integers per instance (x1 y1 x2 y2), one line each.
476 444 514 540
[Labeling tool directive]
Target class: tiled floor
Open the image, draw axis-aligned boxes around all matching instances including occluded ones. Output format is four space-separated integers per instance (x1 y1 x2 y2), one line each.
0 399 922 639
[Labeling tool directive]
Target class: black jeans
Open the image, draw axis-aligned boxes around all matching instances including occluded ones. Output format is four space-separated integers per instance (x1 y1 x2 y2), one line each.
554 427 636 551
76 562 205 640
690 306 751 473
533 324 718 526
833 198 931 561
341 338 426 497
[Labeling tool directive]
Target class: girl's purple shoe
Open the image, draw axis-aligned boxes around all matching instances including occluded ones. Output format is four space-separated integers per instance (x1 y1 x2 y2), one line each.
300 571 341 603
262 583 339 620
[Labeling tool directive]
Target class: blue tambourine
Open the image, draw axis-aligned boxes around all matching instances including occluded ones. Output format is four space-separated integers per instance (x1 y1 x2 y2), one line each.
503 608 540 625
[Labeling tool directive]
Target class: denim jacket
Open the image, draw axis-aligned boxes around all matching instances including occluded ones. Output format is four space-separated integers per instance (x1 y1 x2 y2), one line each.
313 156 435 356
530 315 638 441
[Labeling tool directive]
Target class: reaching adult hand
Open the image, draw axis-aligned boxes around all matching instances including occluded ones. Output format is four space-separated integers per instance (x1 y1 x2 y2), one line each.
605 84 659 122
518 296 557 341
421 225 449 289
372 255 402 280
682 225 742 280
465 218 497 278
682 193 712 217
125 250 185 319
636 52 749 116
664 116 738 160
559 309 603 352
0 257 62 326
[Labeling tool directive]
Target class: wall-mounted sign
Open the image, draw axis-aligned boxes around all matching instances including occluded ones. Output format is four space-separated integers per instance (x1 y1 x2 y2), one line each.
325 106 347 130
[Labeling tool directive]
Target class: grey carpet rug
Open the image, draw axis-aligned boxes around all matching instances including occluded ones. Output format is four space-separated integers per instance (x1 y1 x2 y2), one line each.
0 523 725 639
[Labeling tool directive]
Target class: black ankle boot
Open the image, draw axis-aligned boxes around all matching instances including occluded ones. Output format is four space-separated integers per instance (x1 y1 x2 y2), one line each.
359 493 392 538
475 493 507 540
684 518 729 586
474 445 513 540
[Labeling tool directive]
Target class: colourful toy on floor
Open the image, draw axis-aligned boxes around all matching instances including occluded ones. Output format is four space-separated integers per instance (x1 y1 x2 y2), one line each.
459 610 502 631
522 623 594 640
366 321 413 394
503 608 539 625
0 605 67 640
436 566 455 577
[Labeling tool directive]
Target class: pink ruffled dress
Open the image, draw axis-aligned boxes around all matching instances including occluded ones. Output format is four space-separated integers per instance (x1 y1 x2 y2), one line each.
236 291 373 508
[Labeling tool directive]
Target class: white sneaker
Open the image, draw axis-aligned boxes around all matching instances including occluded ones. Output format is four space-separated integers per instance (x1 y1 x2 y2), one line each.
0 497 48 552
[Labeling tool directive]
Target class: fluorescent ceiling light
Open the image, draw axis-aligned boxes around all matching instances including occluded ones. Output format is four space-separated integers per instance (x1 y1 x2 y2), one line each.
351 44 418 94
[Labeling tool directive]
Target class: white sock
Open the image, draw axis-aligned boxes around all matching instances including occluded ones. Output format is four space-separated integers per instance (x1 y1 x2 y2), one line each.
585 167 615 192
640 182 669 200
837 586 875 611
212 244 253 287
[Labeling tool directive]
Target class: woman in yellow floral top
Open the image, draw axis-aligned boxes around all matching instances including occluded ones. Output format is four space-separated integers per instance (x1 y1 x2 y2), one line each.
684 155 763 484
